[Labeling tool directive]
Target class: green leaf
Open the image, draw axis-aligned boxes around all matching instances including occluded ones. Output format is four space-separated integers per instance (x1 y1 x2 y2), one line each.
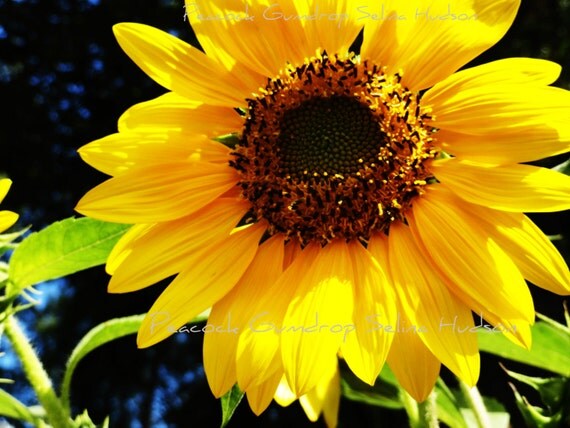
458 396 509 428
220 384 244 428
434 379 468 428
503 368 568 410
0 388 38 423
510 383 563 428
478 319 570 377
459 408 510 428
72 409 109 428
61 314 145 411
504 365 570 427
552 157 570 175
8 217 129 293
0 227 28 258
214 133 240 149
60 312 209 412
341 365 403 410
0 262 8 285
436 381 509 428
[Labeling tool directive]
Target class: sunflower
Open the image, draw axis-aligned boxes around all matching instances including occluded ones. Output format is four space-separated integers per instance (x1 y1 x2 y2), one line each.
76 0 570 425
0 179 18 233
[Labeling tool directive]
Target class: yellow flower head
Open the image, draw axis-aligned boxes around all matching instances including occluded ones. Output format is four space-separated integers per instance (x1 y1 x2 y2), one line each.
0 179 18 233
76 0 570 424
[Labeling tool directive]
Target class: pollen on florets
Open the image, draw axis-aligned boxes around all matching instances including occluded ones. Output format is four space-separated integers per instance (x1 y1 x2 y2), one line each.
229 52 438 246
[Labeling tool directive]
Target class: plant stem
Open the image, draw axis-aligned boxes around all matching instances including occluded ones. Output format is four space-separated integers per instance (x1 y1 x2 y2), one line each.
403 389 439 428
459 380 490 428
4 315 71 427
418 389 439 428
402 389 420 426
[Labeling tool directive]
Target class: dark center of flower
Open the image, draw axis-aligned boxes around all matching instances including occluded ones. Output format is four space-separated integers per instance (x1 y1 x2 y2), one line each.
230 53 438 246
278 96 383 177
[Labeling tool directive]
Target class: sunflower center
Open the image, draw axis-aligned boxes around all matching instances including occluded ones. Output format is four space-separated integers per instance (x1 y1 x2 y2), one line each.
278 96 384 177
230 53 438 246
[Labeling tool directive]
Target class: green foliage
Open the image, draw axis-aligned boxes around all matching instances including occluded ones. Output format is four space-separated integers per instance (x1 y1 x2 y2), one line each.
478 318 570 377
0 228 28 259
480 313 570 427
510 381 570 428
220 384 245 428
341 366 510 428
553 157 570 176
58 312 209 420
72 409 110 428
0 387 43 424
7 217 129 294
341 365 403 410
60 314 146 411
459 404 510 428
214 133 240 149
505 369 569 412
503 355 570 427
434 379 469 428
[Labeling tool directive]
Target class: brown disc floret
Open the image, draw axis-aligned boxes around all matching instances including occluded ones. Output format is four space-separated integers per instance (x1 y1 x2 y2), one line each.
230 52 438 246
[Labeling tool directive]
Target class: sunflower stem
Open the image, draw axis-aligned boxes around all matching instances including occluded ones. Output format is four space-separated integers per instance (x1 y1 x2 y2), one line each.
459 380 490 428
418 389 439 428
403 389 439 428
4 315 71 427
401 390 420 426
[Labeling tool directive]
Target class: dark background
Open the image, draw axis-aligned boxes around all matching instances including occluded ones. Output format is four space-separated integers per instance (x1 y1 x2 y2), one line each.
1 0 569 427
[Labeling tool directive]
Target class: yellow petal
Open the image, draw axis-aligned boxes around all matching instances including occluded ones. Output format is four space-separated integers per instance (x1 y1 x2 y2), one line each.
185 0 308 78
246 370 282 415
500 216 570 295
387 312 440 402
321 368 341 428
108 198 249 293
410 187 535 325
236 245 313 391
426 58 562 103
389 222 480 386
406 196 534 348
78 132 231 177
474 309 532 350
118 91 243 137
340 240 396 385
436 125 570 165
281 241 354 397
361 0 520 91
204 235 285 398
360 0 414 76
465 205 570 295
203 305 239 398
283 239 304 271
434 159 570 212
106 223 153 275
274 375 297 407
0 179 12 202
0 211 18 233
437 278 532 349
113 23 248 107
287 0 363 56
76 161 238 223
424 79 570 134
0 179 18 233
137 222 265 347
299 359 339 425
